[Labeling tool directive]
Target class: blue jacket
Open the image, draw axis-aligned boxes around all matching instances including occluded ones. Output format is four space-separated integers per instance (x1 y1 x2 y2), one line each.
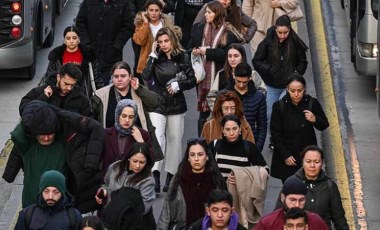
225 81 267 151
15 193 82 230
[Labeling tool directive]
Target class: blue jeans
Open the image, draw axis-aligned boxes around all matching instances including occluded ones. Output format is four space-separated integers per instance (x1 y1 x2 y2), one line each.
266 85 286 133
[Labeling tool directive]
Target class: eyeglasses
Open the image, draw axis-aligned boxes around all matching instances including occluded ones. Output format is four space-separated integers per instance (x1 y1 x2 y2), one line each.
187 137 207 146
222 106 236 112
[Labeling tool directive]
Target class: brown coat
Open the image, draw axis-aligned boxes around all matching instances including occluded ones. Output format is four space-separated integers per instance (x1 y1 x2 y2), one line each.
132 13 173 74
201 117 255 144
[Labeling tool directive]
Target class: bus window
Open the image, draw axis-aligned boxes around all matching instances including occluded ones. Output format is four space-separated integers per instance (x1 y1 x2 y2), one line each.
372 0 378 19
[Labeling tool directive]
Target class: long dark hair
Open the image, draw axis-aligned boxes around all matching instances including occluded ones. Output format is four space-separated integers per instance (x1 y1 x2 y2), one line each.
115 142 153 185
270 15 308 60
222 43 247 81
168 138 226 201
206 1 226 29
225 0 242 31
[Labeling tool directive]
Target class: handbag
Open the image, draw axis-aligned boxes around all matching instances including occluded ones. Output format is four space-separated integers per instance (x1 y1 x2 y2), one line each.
191 53 205 83
274 4 304 22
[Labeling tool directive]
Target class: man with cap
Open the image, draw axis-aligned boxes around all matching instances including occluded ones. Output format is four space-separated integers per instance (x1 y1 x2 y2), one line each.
15 170 82 229
254 177 328 230
19 63 92 117
222 62 267 152
4 100 105 213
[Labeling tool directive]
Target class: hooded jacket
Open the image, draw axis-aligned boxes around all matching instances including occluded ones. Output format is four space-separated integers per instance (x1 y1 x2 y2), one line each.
43 43 104 98
19 73 92 117
290 169 349 230
188 213 247 230
15 193 82 230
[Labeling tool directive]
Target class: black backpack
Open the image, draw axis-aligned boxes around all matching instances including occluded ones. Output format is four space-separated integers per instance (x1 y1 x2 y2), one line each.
24 204 77 229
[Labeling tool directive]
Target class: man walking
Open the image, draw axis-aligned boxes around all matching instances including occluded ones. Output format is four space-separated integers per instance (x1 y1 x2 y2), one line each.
15 170 82 229
76 0 134 84
255 177 328 229
20 63 91 116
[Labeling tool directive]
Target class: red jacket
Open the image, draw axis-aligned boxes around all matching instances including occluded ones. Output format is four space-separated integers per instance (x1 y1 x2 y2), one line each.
254 208 328 230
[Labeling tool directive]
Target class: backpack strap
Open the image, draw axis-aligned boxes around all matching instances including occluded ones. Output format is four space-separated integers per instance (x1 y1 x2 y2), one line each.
24 204 37 229
66 208 77 229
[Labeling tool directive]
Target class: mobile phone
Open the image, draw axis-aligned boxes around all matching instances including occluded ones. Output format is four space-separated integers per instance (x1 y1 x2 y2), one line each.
96 189 106 199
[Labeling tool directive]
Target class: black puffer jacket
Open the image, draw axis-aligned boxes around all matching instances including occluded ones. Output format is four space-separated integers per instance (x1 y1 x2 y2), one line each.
270 94 329 180
19 74 92 117
42 43 104 98
225 81 267 151
76 0 133 71
291 169 349 230
54 107 105 213
252 26 308 89
142 52 196 115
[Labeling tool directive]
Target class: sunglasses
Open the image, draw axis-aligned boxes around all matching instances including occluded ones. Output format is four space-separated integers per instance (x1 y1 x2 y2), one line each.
187 137 207 146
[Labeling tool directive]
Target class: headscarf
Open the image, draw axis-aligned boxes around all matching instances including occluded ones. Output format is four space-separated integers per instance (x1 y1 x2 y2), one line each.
114 99 138 136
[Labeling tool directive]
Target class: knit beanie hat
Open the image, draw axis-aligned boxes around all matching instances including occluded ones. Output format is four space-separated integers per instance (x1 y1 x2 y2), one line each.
39 170 67 194
114 99 138 136
282 177 307 196
21 100 59 136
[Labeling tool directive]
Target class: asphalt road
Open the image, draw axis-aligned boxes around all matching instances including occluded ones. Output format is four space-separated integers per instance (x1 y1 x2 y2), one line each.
0 0 378 229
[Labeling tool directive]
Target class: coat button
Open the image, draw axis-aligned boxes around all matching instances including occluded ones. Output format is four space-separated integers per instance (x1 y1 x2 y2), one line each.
311 199 314 202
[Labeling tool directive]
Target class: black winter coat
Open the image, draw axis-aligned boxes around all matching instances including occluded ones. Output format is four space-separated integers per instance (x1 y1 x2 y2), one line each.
3 106 105 213
188 23 242 74
252 27 308 89
142 52 196 115
42 43 104 98
225 81 267 151
76 0 133 71
270 94 329 180
19 74 92 117
292 169 349 230
54 107 105 213
15 193 82 230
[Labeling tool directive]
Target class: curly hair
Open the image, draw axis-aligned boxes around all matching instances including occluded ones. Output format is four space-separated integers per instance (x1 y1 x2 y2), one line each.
213 90 244 121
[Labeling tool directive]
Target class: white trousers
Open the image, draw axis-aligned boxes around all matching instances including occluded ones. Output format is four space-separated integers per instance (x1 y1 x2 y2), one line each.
149 112 185 175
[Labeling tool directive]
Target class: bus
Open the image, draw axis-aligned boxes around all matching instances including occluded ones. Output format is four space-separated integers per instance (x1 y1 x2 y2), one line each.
0 0 68 79
342 0 378 76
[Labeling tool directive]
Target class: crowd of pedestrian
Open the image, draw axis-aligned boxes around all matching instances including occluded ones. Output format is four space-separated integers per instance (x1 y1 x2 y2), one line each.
2 0 350 229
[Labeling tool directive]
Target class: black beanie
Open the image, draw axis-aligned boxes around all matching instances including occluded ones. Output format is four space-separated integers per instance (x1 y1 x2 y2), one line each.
21 100 59 136
282 177 307 196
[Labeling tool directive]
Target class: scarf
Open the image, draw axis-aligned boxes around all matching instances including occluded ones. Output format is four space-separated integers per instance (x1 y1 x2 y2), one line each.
197 23 226 112
180 162 216 227
114 99 138 136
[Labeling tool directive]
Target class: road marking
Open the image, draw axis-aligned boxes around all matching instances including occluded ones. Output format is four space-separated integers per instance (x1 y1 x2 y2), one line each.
309 0 363 229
